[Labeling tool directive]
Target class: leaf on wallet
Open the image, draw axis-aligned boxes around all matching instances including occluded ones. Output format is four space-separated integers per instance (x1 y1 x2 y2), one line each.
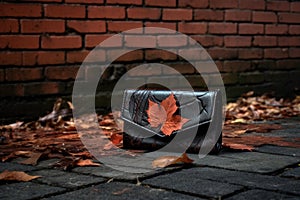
147 93 189 136
152 153 194 168
0 170 40 182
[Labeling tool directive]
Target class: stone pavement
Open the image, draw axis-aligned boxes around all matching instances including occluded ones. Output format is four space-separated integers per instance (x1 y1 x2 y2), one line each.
1 117 299 200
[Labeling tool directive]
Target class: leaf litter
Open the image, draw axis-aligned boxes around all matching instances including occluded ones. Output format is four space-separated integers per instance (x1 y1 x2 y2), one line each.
0 91 299 172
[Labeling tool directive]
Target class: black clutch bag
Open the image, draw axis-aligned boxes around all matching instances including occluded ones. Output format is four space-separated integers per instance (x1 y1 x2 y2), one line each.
121 89 223 154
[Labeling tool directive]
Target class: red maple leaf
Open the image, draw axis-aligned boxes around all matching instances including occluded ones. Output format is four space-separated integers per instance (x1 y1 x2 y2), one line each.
147 93 189 136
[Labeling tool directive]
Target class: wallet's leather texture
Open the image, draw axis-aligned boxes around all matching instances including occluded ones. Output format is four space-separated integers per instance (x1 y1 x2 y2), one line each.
121 89 222 154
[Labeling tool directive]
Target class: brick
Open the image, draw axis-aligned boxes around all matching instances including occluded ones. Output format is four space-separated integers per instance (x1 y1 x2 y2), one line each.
253 36 277 47
0 4 42 17
85 34 114 48
0 35 39 49
22 52 37 66
6 68 43 82
107 21 142 32
239 72 264 84
239 0 265 10
178 0 208 8
157 35 188 47
210 0 238 9
145 49 177 61
0 19 19 33
208 48 238 60
41 36 82 49
115 50 143 62
267 1 289 12
0 69 4 82
289 25 300 35
88 6 125 19
107 0 141 5
163 63 195 75
289 48 300 58
127 8 161 20
21 19 65 33
191 35 223 47
279 13 300 24
45 4 85 18
37 51 65 65
0 84 24 96
144 22 176 31
264 48 289 59
225 10 251 22
0 52 22 65
162 9 193 21
239 24 264 34
178 23 207 34
223 61 252 72
265 24 288 35
291 2 300 12
67 20 106 33
194 10 224 21
146 0 176 7
225 36 251 47
67 51 90 63
278 37 300 47
276 60 300 70
124 35 156 48
239 48 263 59
45 66 79 80
222 73 238 85
208 23 237 34
24 82 62 95
65 0 104 3
253 11 277 23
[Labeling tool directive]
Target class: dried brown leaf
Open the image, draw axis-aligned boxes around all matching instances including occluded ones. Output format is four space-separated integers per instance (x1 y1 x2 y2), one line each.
152 153 194 168
222 143 254 151
75 159 100 167
18 152 43 166
0 170 40 182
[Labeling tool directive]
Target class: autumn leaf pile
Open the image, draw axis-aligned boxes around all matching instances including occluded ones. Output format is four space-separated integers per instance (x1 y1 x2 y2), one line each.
226 91 300 124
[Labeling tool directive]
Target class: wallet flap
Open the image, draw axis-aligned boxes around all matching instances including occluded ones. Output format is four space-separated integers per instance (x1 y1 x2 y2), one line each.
121 89 219 137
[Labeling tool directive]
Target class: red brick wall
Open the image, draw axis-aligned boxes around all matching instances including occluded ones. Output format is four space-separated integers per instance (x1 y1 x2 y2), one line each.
0 0 299 121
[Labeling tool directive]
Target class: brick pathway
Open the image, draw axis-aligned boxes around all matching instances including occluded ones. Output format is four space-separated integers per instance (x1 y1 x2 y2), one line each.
1 118 299 200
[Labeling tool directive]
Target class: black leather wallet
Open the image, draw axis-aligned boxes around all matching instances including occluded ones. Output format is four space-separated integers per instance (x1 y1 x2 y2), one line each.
121 89 222 154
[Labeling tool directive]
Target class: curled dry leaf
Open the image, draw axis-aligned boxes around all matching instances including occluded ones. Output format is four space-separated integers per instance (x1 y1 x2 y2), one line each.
0 170 40 182
222 143 254 151
152 153 194 168
76 159 101 167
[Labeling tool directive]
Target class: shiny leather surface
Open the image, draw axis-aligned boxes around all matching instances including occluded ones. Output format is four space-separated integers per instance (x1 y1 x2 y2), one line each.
121 89 222 154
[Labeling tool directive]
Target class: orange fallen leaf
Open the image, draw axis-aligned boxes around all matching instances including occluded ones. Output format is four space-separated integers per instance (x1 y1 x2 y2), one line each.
0 170 40 182
147 93 189 136
152 153 194 168
76 159 100 167
222 143 254 151
110 133 123 145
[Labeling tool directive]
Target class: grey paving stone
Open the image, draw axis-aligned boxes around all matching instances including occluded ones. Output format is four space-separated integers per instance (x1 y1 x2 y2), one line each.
189 151 299 174
0 162 37 172
36 159 60 169
43 182 204 200
226 189 299 200
73 164 182 181
31 169 106 188
0 182 65 200
281 167 300 179
256 145 300 157
143 169 243 199
181 167 300 196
